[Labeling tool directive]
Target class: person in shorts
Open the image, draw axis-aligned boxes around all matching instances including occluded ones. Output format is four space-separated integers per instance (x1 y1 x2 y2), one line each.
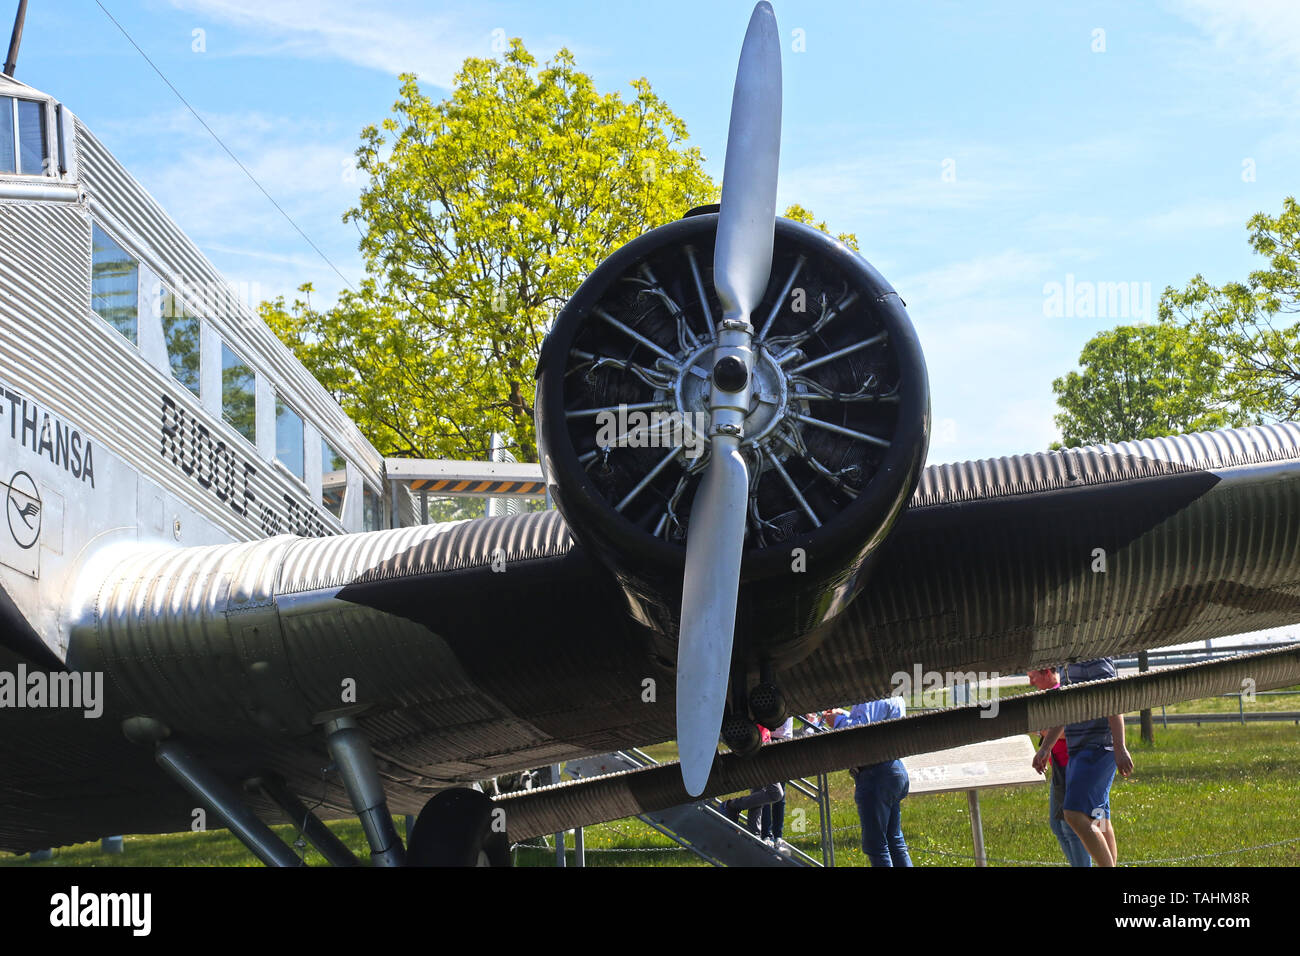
1027 666 1091 867
1032 657 1133 867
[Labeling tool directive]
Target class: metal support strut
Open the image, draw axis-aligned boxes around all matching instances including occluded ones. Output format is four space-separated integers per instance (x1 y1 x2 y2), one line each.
251 774 361 868
324 716 406 866
154 739 304 868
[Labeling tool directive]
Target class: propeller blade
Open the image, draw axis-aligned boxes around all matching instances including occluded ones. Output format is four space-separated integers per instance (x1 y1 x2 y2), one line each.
675 3 782 797
714 0 782 322
677 437 749 796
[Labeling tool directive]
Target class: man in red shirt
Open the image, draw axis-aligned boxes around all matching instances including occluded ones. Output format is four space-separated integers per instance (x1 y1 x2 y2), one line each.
1028 667 1091 867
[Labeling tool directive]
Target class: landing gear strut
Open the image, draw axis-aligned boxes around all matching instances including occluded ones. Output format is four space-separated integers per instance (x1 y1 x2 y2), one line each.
324 716 405 867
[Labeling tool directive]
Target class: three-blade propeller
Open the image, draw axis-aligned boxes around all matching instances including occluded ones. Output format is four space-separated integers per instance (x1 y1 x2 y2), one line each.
676 1 782 797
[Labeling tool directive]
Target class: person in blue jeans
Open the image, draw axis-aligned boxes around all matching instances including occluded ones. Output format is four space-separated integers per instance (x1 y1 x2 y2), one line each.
753 716 793 849
1033 657 1133 867
1028 666 1091 867
848 696 913 867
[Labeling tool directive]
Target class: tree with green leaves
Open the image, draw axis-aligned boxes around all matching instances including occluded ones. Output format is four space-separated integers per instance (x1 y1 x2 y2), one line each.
782 202 859 251
1159 196 1300 422
265 41 864 464
1050 322 1246 449
265 40 716 462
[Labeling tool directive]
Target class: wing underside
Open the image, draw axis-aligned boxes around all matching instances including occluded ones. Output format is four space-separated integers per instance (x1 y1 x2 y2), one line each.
2 423 1299 852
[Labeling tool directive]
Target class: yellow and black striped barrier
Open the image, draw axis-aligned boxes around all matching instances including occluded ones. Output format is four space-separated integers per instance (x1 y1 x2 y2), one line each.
407 478 546 497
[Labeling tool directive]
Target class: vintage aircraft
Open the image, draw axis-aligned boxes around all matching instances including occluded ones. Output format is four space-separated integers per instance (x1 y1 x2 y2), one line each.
2 2 1299 866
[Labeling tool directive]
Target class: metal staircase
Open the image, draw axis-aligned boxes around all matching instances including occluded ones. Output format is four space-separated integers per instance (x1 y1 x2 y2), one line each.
564 748 822 867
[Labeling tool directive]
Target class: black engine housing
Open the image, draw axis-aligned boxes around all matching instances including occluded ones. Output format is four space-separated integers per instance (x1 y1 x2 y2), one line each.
536 213 929 672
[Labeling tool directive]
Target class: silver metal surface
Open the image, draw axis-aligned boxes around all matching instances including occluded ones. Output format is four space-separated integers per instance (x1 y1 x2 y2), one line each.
324 717 406 866
0 83 398 668
912 422 1300 506
676 0 784 799
6 7 1300 860
0 181 78 201
712 1 781 325
677 440 750 797
5 416 1300 852
74 122 383 491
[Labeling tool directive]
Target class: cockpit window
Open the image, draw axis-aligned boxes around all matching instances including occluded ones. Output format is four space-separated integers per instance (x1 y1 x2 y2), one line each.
91 223 138 344
15 99 46 175
0 98 13 173
160 290 200 396
0 97 49 176
321 438 346 519
221 343 256 443
275 396 304 480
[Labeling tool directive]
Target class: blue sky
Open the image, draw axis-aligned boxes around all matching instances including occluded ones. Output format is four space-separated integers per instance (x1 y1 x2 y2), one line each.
11 0 1300 464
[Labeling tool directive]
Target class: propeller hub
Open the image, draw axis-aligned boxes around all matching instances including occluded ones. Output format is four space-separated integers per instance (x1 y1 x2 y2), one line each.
673 342 795 454
713 356 749 392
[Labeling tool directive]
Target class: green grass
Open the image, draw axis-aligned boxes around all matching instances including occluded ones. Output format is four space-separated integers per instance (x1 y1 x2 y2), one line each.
0 820 378 868
1161 683 1300 716
519 722 1300 867
5 720 1299 867
891 722 1300 867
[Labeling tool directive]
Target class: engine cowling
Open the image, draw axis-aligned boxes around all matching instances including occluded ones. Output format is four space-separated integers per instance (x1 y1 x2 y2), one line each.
536 211 929 672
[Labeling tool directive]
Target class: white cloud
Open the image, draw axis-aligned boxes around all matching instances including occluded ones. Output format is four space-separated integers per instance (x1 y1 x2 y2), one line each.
169 0 575 87
778 143 1031 225
93 105 366 303
1168 0 1300 67
895 249 1058 311
1136 198 1256 237
1163 0 1300 119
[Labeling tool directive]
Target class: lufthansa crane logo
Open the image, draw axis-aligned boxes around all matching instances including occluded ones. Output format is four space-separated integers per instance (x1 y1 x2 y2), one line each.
6 471 41 549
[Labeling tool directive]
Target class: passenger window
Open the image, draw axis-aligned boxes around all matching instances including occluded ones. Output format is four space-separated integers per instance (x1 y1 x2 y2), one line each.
91 223 138 344
0 97 12 173
275 397 304 480
321 438 347 519
221 343 256 443
160 290 200 396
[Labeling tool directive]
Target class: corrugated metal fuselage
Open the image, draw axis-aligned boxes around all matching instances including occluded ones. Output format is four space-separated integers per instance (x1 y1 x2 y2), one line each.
0 96 384 664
